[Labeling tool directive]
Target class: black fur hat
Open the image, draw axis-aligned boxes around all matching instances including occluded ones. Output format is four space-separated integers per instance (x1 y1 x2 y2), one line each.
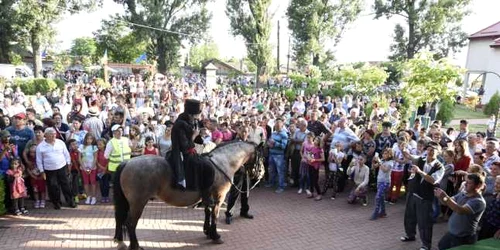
184 99 202 115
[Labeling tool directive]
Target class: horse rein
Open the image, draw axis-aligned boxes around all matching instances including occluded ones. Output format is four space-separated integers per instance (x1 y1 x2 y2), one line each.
206 150 263 196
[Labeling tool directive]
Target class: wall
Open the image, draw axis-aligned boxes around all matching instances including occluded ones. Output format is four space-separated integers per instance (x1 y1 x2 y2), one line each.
465 38 500 104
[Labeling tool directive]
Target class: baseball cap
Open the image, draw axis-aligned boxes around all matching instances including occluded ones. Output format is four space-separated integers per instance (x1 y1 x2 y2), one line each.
111 124 123 132
14 113 26 119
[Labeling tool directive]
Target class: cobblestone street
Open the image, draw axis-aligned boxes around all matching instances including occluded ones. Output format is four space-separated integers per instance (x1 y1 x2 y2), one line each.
0 187 449 250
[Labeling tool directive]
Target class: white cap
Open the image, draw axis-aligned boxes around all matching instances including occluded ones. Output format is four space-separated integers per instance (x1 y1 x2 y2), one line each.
111 124 122 132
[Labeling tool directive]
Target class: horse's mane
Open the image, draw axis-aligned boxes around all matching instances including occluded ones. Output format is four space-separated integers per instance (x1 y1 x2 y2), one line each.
201 140 256 156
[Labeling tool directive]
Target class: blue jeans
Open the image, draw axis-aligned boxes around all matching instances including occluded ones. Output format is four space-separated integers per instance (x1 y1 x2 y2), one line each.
432 196 440 221
374 182 389 215
98 173 111 198
269 154 286 189
298 162 310 190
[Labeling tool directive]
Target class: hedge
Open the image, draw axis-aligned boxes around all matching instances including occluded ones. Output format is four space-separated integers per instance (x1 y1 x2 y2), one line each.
14 78 62 95
0 176 6 215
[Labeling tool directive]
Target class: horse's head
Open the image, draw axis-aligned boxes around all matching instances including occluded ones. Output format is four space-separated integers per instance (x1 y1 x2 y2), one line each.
245 142 265 181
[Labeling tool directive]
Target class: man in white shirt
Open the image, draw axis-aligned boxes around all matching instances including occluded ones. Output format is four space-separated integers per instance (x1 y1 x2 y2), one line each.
36 127 75 210
248 116 266 145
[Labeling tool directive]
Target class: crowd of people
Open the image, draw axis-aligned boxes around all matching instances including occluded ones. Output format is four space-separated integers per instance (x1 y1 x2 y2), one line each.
0 73 498 250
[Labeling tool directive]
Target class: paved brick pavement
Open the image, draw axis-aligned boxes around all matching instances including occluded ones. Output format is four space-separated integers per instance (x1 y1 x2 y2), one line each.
0 187 449 250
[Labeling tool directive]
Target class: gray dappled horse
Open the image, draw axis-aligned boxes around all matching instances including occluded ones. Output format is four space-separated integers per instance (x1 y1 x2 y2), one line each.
113 141 264 250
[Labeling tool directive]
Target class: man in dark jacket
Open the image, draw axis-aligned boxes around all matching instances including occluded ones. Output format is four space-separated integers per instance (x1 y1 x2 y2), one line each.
225 125 254 224
400 141 445 250
170 99 214 206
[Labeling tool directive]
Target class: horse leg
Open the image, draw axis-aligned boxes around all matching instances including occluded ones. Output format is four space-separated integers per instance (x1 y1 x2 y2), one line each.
203 206 211 237
126 199 148 250
209 200 224 244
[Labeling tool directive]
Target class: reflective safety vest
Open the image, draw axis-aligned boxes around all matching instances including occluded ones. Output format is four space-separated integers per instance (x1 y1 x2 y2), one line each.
108 137 131 172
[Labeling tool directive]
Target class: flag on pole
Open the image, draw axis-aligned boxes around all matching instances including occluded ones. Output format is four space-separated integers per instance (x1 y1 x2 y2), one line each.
101 49 108 65
135 53 147 63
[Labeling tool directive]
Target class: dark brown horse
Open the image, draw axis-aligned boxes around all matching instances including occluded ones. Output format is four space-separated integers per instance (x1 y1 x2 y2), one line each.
113 141 264 250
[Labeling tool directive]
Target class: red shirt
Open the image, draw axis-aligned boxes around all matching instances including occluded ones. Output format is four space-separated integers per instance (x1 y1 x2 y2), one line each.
96 149 108 173
454 155 472 172
69 150 80 171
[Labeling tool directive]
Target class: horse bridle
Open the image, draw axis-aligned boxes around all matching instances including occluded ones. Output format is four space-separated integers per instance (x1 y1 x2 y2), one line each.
206 146 264 195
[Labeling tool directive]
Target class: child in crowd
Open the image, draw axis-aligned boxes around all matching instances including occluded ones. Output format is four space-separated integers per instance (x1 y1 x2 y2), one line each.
6 157 28 215
307 136 324 201
143 136 159 155
79 133 98 205
389 138 408 204
347 154 370 206
96 138 110 203
323 141 344 200
68 139 82 203
416 139 427 157
370 148 393 220
298 133 314 196
26 144 46 209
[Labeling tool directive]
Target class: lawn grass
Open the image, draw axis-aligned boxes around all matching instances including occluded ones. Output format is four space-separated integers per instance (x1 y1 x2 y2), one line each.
453 105 489 120
449 124 499 137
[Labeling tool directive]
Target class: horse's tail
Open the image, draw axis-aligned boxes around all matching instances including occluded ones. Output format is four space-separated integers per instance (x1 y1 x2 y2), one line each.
113 161 129 241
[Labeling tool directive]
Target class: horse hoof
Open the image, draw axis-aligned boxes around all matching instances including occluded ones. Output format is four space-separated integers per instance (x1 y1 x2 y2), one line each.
212 238 224 244
116 241 127 250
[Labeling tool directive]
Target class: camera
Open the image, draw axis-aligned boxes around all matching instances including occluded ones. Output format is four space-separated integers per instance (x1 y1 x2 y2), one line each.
9 138 15 145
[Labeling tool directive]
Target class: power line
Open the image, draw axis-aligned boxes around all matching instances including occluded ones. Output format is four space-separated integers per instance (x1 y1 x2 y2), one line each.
36 0 196 37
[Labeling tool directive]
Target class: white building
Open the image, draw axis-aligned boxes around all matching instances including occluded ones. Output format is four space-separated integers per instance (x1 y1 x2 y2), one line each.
464 21 500 104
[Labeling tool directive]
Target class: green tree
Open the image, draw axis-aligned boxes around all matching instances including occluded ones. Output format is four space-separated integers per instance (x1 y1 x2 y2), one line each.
226 0 272 85
244 57 257 73
8 52 23 66
188 40 219 71
13 0 101 77
484 91 500 135
287 0 363 67
436 98 454 125
70 37 97 60
115 0 212 73
53 52 72 73
94 17 148 64
400 53 463 118
0 0 17 63
374 0 471 61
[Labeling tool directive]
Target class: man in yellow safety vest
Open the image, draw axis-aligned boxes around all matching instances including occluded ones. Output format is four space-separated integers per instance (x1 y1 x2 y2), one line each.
104 124 131 179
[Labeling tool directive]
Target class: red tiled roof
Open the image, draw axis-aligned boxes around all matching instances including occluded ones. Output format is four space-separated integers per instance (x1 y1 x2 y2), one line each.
490 38 500 48
469 21 500 39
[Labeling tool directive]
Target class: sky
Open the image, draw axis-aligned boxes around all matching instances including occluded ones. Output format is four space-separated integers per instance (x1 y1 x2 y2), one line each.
54 0 500 67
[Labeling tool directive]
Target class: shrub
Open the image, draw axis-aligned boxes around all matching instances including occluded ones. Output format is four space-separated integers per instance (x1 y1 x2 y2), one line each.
322 86 345 98
15 78 58 95
54 79 66 90
94 78 111 89
284 89 297 102
483 91 500 117
436 98 455 125
0 176 6 215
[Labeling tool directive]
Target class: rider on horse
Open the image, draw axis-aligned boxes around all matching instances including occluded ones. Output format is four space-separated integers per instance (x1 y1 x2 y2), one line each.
170 99 214 206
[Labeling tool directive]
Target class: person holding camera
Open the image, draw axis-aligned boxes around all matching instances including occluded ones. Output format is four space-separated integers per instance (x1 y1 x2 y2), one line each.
400 141 444 250
434 173 486 249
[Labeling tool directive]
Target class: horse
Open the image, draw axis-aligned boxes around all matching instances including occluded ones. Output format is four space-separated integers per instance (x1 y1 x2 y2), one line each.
113 141 264 250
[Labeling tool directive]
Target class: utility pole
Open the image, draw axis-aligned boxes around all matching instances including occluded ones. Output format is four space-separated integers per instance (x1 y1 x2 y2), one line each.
277 20 280 74
287 36 290 74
